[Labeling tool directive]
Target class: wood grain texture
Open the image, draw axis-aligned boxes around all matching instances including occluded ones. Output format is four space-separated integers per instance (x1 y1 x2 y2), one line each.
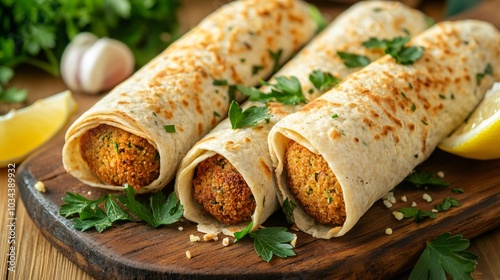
3 0 500 279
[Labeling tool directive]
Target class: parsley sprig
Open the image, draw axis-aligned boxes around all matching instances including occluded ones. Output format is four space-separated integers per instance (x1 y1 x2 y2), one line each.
405 171 450 188
228 100 271 129
337 51 371 68
309 70 341 92
237 76 307 105
409 233 478 280
398 207 436 222
362 37 425 65
59 184 183 233
234 221 296 262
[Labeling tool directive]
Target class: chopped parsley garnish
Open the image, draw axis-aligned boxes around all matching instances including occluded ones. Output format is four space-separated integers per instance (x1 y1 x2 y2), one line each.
401 92 408 100
269 49 283 74
0 86 28 103
452 188 464 194
362 37 425 65
435 197 461 212
405 171 450 188
228 100 271 129
309 70 341 92
476 63 493 86
59 185 183 232
337 51 371 68
411 103 417 111
212 79 228 86
398 207 436 222
252 65 265 75
234 221 296 262
308 4 327 32
213 111 220 117
282 198 296 224
237 76 307 105
421 119 428 126
409 233 478 280
331 114 339 119
164 125 176 133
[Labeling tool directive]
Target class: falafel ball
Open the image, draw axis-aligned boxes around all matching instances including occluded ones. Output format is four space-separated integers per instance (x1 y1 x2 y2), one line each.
192 154 256 225
284 140 346 226
80 124 160 190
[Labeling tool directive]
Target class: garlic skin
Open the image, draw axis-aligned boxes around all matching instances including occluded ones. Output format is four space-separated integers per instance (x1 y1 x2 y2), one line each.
61 32 135 94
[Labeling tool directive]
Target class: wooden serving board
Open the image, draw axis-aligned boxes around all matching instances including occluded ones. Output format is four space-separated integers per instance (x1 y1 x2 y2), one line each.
16 1 500 279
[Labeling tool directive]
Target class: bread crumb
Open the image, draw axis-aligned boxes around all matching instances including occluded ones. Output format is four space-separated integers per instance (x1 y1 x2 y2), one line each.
34 181 46 193
437 171 445 178
383 200 393 208
431 209 439 213
392 211 404 220
411 201 417 207
401 195 407 202
385 228 393 235
423 193 432 203
178 227 184 231
186 250 192 259
222 237 230 247
87 191 92 195
290 234 297 248
203 233 218 241
189 234 200 242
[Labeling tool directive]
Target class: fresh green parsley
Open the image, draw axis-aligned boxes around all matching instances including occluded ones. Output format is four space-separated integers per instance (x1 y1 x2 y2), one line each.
212 79 228 86
435 197 461 212
452 188 464 194
308 4 327 32
309 70 341 92
268 49 283 74
282 198 296 224
252 65 265 75
362 37 425 65
228 100 271 129
237 76 307 105
331 114 339 119
234 221 296 262
405 171 451 188
398 207 436 222
59 185 183 232
476 63 493 86
337 51 371 68
409 233 478 280
164 125 176 133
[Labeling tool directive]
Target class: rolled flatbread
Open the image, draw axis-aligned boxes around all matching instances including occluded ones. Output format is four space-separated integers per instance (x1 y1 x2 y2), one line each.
175 1 431 235
62 0 319 193
268 20 500 238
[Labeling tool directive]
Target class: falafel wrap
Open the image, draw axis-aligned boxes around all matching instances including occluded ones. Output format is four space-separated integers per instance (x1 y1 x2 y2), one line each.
62 0 319 193
175 1 431 235
268 20 500 239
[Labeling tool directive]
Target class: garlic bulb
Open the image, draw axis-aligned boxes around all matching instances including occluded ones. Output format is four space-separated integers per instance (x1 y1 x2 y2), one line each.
60 32 135 94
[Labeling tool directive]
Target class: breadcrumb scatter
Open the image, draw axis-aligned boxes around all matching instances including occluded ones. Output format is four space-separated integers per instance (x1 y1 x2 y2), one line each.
411 201 417 207
385 228 393 235
222 237 230 247
422 193 432 203
178 227 184 231
401 195 407 202
189 234 201 242
87 191 92 195
186 250 192 259
431 209 439 213
203 233 219 241
437 171 445 178
34 181 46 193
383 200 393 208
392 211 404 221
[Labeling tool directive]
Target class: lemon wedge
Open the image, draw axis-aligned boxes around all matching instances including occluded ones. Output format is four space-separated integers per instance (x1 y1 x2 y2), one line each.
439 82 500 160
0 91 77 167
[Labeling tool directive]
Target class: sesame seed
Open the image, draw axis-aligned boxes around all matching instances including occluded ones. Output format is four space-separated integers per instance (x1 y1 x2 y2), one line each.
186 250 192 259
423 193 432 203
385 228 393 235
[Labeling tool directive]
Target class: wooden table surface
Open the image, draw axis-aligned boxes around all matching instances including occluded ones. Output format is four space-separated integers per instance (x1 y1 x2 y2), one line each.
1 1 499 279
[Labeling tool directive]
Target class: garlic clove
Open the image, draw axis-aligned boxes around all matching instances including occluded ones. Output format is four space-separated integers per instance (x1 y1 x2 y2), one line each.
78 38 135 94
60 32 99 92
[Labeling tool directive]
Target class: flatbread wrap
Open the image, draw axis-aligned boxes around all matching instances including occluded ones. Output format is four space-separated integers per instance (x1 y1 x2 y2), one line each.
175 1 431 235
62 0 319 193
268 20 500 238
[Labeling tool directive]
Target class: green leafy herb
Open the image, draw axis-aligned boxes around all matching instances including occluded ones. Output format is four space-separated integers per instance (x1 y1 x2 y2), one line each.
362 37 424 65
309 70 341 92
59 185 183 232
212 79 228 86
476 63 493 86
164 125 176 133
0 0 180 102
237 76 307 105
452 188 464 194
337 51 371 68
234 221 296 262
435 197 461 212
405 171 451 188
282 198 296 224
331 114 339 119
228 100 271 129
252 65 265 75
398 207 436 222
308 4 327 32
269 49 283 74
409 233 478 280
